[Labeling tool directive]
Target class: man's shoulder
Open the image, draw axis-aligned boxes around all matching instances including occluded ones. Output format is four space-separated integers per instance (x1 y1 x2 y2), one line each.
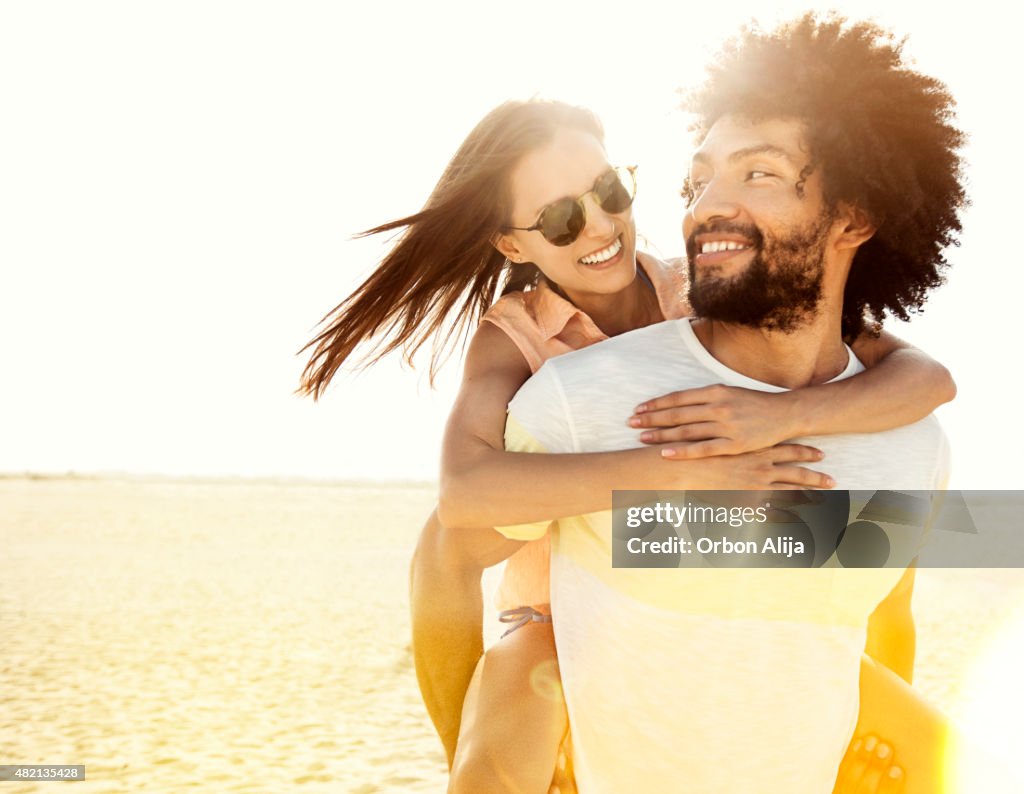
511 319 686 404
811 414 951 490
548 318 687 372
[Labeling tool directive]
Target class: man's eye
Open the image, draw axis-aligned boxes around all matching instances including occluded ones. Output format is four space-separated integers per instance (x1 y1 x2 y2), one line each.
681 177 707 206
747 170 774 181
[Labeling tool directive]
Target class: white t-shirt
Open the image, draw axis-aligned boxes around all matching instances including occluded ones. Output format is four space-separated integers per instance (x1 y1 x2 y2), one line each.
502 317 949 794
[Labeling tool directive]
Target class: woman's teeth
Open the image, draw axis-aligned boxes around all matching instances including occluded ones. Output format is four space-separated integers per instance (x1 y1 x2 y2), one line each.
701 241 750 254
580 237 623 265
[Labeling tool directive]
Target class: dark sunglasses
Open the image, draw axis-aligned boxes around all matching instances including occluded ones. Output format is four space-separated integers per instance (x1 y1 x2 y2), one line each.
504 165 637 246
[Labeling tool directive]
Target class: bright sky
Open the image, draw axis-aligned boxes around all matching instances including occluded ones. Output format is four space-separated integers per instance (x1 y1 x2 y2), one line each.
1 0 1019 487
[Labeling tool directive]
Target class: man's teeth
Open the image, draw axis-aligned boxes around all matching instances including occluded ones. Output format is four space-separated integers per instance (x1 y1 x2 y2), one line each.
580 237 622 265
701 241 750 254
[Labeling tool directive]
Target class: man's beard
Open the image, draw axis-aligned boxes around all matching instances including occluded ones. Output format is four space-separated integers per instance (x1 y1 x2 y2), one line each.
685 213 833 332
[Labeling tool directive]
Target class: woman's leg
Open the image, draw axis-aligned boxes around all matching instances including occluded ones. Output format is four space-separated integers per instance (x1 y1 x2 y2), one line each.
448 620 569 794
409 510 523 765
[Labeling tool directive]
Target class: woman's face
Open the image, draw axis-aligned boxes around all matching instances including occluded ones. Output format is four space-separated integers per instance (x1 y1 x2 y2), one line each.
496 128 638 300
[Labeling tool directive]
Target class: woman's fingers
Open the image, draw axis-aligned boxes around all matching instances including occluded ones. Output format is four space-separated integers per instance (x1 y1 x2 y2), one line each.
770 445 833 488
634 384 728 415
630 388 792 458
658 443 829 487
772 466 835 489
630 404 716 431
659 439 735 460
639 422 721 445
769 443 825 463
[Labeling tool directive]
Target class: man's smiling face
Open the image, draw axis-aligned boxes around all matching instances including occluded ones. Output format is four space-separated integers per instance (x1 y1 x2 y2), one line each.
683 115 840 331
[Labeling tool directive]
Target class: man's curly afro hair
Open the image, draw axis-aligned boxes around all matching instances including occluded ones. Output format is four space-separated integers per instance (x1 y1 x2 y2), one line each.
684 13 968 339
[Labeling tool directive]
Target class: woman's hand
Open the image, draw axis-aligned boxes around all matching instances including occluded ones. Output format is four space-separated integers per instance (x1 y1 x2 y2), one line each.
652 442 834 490
629 385 802 459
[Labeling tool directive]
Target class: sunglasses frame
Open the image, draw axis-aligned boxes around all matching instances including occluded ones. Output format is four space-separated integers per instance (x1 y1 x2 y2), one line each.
504 165 638 247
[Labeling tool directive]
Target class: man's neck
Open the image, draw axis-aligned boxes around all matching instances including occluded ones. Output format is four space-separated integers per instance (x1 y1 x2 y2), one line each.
690 309 850 390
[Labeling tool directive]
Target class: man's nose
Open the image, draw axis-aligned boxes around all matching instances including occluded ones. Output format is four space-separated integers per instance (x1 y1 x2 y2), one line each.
690 178 741 227
581 193 616 239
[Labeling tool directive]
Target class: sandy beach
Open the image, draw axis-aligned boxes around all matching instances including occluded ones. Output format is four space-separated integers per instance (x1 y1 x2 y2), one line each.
3 477 1023 792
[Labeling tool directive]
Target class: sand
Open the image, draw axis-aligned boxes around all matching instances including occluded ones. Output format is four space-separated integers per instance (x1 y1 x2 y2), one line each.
1 478 446 793
2 477 1023 792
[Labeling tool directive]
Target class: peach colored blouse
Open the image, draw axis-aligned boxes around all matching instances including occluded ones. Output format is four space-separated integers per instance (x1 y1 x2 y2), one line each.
481 253 690 610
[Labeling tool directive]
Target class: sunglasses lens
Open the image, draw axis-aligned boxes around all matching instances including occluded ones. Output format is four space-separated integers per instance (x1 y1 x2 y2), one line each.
516 167 635 246
596 167 636 214
539 199 586 246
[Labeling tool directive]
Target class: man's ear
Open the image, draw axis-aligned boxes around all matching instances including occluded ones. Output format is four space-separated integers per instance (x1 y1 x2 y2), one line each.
492 231 524 263
833 203 877 251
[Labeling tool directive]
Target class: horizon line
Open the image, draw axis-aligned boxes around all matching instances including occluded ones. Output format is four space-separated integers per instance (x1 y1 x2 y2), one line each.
0 470 439 490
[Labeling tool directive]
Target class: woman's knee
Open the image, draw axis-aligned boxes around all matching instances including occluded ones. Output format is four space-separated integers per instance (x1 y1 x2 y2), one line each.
448 744 515 794
413 510 479 575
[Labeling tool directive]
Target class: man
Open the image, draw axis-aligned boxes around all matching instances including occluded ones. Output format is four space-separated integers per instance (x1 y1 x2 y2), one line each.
500 15 966 793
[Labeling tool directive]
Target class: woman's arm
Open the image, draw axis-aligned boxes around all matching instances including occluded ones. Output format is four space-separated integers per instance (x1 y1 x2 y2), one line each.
436 323 829 530
629 331 956 458
806 330 956 435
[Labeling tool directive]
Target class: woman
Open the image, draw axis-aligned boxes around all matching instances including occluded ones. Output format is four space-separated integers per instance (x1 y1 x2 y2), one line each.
300 99 953 793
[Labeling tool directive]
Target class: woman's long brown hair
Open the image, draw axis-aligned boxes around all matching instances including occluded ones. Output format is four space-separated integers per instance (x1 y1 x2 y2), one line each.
298 99 604 399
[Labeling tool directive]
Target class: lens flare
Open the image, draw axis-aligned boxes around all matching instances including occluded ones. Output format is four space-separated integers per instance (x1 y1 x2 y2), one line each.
944 604 1024 791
